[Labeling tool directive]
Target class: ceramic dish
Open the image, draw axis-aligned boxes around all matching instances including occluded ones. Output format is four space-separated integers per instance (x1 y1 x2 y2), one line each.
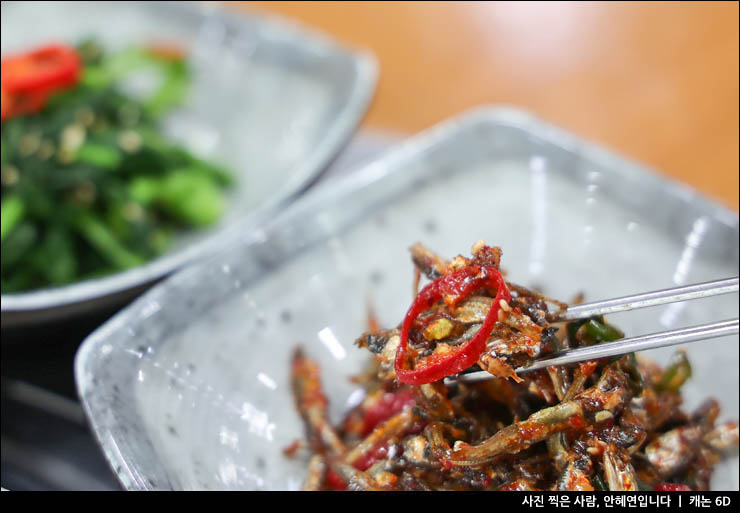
76 106 739 490
1 1 377 327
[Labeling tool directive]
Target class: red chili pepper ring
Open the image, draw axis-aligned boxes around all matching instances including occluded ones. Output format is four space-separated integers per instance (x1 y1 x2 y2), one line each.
1 44 82 122
394 265 511 385
1 44 81 94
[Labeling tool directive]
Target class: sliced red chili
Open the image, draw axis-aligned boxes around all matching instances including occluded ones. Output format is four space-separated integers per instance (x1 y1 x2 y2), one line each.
1 87 50 122
325 470 347 491
1 88 11 121
2 44 81 93
353 443 390 471
394 265 511 385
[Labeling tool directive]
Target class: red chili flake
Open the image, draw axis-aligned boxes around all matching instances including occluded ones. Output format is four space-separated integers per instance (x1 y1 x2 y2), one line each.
579 361 598 377
518 424 547 440
499 479 528 491
569 415 587 429
353 443 390 471
360 388 416 437
654 483 692 491
282 439 303 457
477 475 492 489
325 470 347 491
406 418 428 435
440 458 454 471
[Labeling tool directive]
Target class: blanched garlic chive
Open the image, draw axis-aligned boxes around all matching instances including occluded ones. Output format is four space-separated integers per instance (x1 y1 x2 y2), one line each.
423 318 455 341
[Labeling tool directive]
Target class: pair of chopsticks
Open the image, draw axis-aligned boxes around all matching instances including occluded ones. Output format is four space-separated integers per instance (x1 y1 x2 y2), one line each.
446 277 739 384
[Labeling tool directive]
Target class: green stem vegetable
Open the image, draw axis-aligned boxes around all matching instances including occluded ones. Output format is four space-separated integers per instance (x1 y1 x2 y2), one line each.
1 195 26 242
74 212 145 270
1 39 233 293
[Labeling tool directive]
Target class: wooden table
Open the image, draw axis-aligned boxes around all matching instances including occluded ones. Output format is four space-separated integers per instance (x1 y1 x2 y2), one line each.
245 1 738 210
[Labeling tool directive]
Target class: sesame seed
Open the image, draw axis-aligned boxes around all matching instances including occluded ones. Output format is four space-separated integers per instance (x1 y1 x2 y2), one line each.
122 202 145 222
19 133 41 156
60 124 86 152
38 140 56 160
118 130 142 153
1 166 20 186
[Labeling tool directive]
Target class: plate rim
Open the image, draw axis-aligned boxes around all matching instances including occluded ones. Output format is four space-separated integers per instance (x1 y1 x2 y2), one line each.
0 1 378 321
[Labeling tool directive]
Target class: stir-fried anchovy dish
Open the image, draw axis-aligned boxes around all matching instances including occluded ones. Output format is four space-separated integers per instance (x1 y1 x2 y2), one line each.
289 242 739 491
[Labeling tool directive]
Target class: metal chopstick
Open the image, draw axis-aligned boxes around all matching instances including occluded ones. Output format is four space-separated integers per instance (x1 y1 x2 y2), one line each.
446 318 739 384
557 276 738 322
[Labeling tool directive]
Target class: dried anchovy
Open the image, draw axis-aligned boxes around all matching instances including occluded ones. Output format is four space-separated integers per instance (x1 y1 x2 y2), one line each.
290 243 738 491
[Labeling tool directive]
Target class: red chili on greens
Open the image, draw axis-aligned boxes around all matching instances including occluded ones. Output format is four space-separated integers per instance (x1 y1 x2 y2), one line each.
1 44 81 121
2 44 81 93
1 87 50 122
394 265 511 385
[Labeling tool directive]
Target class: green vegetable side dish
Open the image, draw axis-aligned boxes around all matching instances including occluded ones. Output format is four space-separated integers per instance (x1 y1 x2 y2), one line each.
1 40 233 293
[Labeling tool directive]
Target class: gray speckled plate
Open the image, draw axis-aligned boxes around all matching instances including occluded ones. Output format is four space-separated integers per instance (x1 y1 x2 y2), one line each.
1 1 376 327
75 106 739 490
